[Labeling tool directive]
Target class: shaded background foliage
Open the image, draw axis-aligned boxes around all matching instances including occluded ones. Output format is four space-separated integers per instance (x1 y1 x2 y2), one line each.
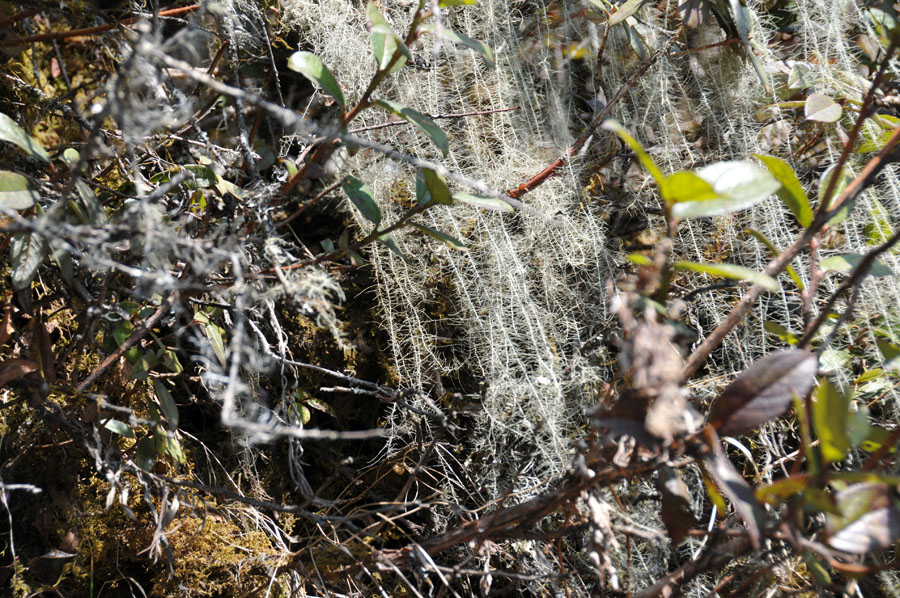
0 0 900 596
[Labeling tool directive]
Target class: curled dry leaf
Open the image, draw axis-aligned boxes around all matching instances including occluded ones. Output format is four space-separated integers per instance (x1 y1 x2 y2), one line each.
0 358 40 386
708 349 817 436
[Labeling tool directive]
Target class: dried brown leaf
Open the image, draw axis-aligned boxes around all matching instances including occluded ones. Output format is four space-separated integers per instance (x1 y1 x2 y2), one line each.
658 465 695 545
0 358 39 386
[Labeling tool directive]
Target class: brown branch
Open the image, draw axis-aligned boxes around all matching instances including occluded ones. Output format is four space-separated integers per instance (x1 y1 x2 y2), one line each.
0 4 201 46
506 31 679 199
75 292 179 393
348 106 520 133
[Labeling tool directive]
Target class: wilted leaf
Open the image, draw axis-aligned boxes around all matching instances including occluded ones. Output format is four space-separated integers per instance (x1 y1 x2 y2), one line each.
287 52 346 109
34 316 56 383
674 261 779 291
827 483 900 554
74 178 106 225
367 2 410 73
0 112 50 162
671 160 780 219
0 171 40 210
0 302 12 348
819 253 893 277
10 232 49 291
341 176 381 226
375 100 449 156
421 24 494 67
812 378 850 464
0 358 39 386
658 465 695 545
708 349 818 436
410 222 468 251
805 93 842 123
416 168 453 206
753 154 813 227
451 192 513 212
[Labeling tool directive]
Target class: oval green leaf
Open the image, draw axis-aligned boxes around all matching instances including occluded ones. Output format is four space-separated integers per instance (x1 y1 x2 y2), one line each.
287 51 345 109
659 171 721 205
451 192 513 212
341 176 381 226
0 112 50 162
805 93 842 123
375 100 448 156
416 167 452 206
812 378 850 464
674 261 780 291
753 153 813 227
671 160 780 219
410 222 468 251
367 2 410 73
0 171 39 210
10 231 48 290
820 253 894 277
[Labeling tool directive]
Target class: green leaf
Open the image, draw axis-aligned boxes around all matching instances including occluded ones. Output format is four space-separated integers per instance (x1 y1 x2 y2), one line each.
671 161 780 220
763 321 799 345
182 164 217 189
876 339 900 371
787 63 815 91
378 233 408 261
0 112 50 162
674 261 780 291
659 171 721 205
74 178 106 224
374 99 449 156
297 402 311 425
819 253 893 277
410 222 468 251
805 93 842 123
813 378 850 464
341 176 381 225
305 396 336 417
367 2 410 73
165 435 186 463
745 229 804 290
136 437 157 471
104 419 135 438
420 24 494 67
820 164 854 223
601 120 663 184
415 168 453 206
0 171 39 210
626 253 652 266
608 0 651 25
864 199 893 246
152 379 179 428
451 192 513 212
10 232 48 290
753 154 813 227
287 51 346 109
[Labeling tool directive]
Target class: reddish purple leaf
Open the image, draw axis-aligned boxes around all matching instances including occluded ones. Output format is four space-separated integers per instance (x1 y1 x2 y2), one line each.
708 349 817 436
